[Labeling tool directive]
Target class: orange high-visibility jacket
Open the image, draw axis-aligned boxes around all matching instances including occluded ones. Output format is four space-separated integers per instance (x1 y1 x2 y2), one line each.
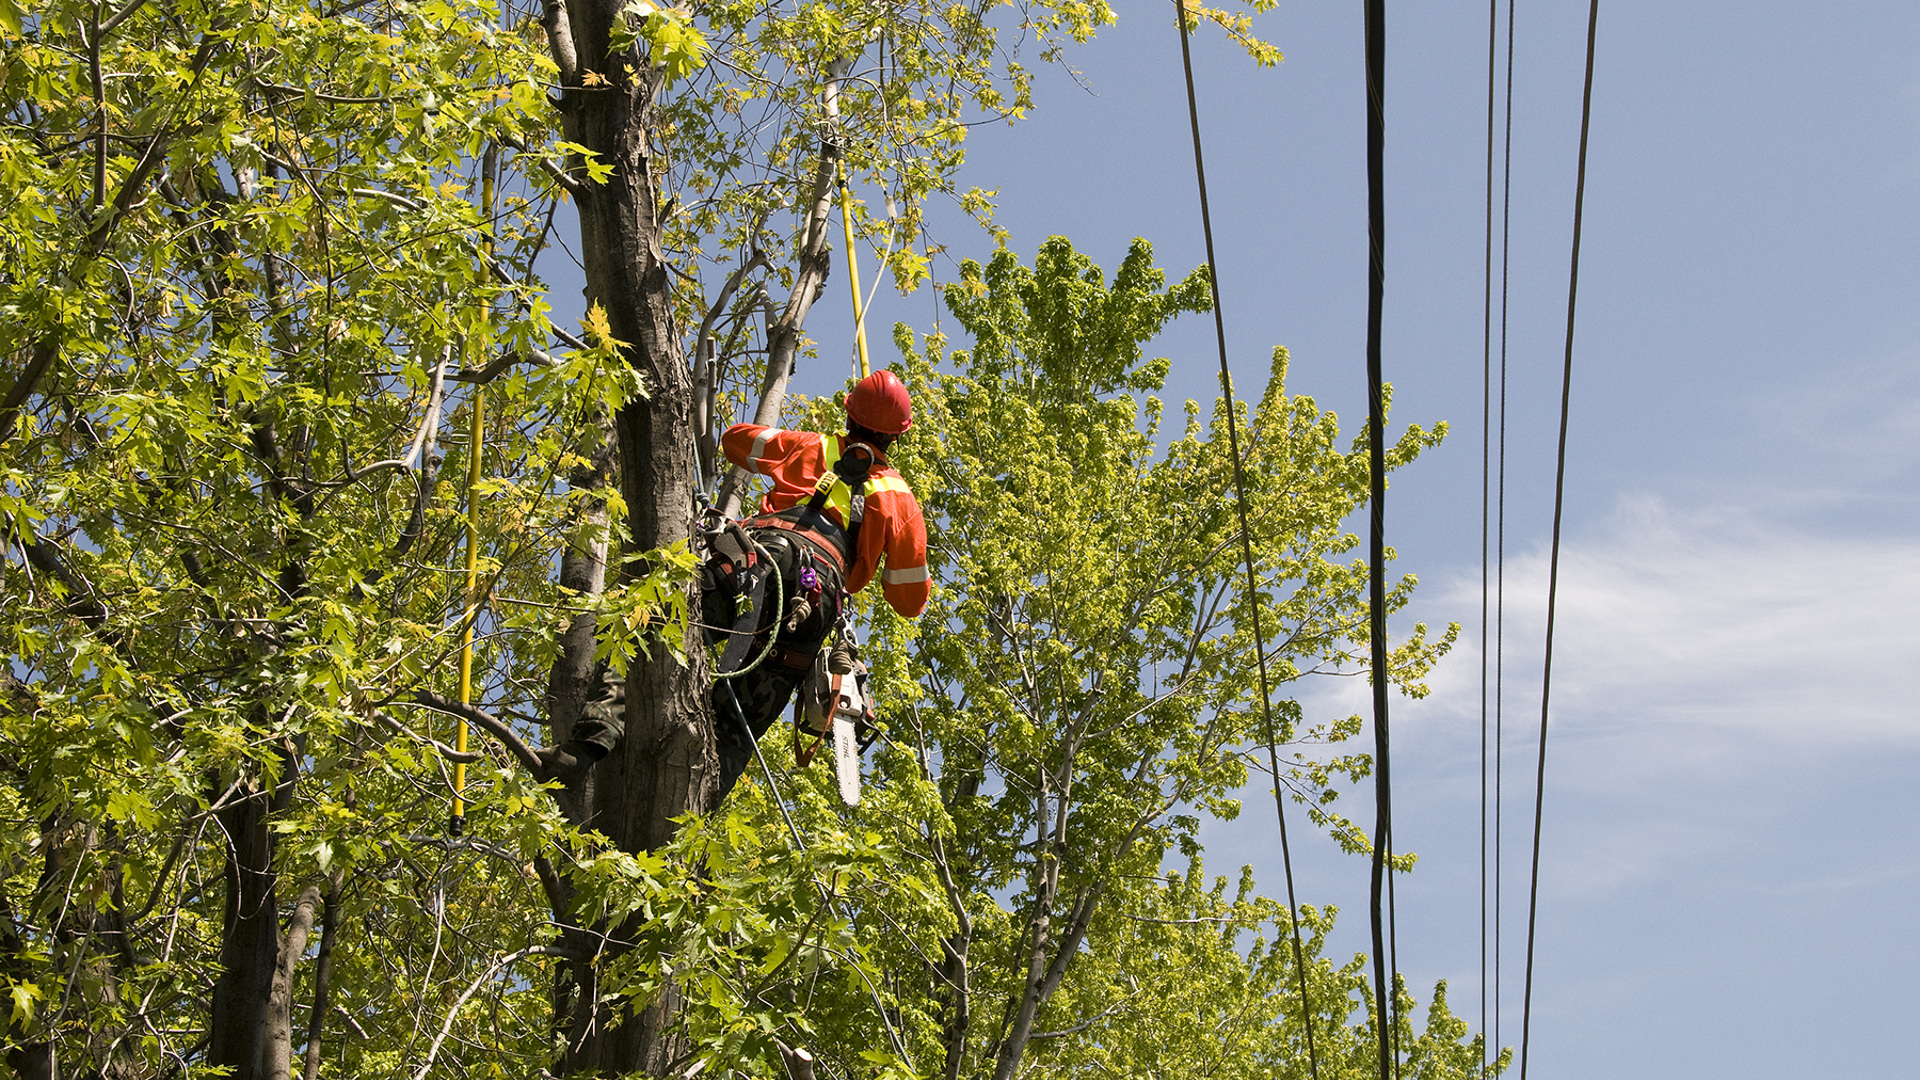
722 423 930 618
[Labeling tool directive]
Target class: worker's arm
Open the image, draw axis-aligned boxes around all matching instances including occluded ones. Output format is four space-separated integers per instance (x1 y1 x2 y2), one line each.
868 489 930 618
721 423 811 474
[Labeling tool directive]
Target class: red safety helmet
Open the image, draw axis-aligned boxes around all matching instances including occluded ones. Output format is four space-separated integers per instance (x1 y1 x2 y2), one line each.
845 369 913 435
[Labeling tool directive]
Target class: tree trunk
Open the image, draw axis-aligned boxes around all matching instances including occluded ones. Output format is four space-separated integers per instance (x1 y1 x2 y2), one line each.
552 0 713 1070
264 885 323 1080
302 873 344 1080
208 786 281 1080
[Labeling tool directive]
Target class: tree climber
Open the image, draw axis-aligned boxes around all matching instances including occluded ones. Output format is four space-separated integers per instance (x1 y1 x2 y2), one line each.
537 370 929 806
709 367 929 801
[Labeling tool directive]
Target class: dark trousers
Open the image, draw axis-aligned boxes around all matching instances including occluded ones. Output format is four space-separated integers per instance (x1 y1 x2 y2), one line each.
568 531 843 803
710 534 843 803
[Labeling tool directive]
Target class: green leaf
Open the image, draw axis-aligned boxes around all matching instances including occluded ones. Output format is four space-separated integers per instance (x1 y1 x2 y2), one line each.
8 981 41 1026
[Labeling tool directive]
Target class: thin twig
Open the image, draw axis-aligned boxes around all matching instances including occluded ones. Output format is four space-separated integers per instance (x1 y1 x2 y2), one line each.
412 944 580 1080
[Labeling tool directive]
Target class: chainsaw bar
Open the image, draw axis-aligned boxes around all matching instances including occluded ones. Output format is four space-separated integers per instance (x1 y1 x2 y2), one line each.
832 713 861 806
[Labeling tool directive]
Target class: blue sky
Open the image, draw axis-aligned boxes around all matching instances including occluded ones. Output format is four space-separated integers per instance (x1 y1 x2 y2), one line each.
778 1 1920 1075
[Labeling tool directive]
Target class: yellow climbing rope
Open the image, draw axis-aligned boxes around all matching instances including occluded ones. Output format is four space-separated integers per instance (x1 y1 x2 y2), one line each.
837 159 871 380
450 150 497 835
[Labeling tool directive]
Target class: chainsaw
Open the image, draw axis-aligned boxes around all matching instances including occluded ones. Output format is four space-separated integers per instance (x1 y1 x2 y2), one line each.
793 621 876 806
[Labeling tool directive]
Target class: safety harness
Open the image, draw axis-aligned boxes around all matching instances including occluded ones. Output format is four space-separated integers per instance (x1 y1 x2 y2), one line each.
698 433 891 804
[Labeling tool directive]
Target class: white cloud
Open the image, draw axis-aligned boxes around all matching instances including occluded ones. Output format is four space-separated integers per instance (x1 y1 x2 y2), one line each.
1732 350 1920 501
1282 495 1920 898
1468 496 1920 747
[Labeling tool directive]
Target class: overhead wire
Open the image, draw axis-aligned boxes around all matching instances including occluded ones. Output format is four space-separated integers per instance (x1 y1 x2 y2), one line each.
1482 0 1518 1071
1359 1 1401 1078
1489 0 1520 1061
1479 0 1496 1068
1169 3 1320 1077
1520 2 1602 1077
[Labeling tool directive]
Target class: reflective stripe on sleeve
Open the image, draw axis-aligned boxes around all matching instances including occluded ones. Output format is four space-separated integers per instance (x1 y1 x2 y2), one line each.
865 475 911 495
749 427 784 460
882 564 929 585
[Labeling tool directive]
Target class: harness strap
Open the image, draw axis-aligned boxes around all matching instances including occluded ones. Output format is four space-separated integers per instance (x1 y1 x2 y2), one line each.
806 436 889 549
747 509 848 576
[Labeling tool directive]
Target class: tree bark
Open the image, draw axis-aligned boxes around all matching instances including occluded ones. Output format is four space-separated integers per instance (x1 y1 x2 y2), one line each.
550 0 711 1070
264 885 323 1080
931 763 982 1080
0 885 57 1080
992 767 1058 1080
207 785 282 1080
302 873 344 1080
990 761 1103 1080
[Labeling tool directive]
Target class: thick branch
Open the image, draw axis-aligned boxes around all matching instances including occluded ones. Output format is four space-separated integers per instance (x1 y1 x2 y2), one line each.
992 768 1058 1080
301 872 344 1080
368 707 482 764
716 59 850 517
503 134 587 198
543 0 580 83
98 0 153 37
254 79 387 104
0 334 60 447
265 885 323 1080
449 346 559 385
410 692 544 774
19 531 115 641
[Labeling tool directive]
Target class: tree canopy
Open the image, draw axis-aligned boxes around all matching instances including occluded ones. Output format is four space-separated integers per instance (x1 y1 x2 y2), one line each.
0 0 1490 1074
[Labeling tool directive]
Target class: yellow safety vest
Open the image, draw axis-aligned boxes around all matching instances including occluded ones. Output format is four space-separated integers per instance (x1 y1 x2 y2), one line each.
814 435 910 532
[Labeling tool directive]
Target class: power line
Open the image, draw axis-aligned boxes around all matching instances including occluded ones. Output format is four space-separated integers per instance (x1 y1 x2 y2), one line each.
1479 0 1497 1069
1494 0 1517 1061
1360 0 1399 1078
1170 3 1321 1077
1519 2 1602 1077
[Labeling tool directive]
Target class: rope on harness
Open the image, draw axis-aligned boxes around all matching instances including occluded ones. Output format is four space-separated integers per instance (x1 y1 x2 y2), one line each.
705 524 788 681
1170 4 1321 1077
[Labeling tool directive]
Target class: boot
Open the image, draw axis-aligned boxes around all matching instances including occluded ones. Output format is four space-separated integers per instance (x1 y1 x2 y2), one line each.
534 741 605 786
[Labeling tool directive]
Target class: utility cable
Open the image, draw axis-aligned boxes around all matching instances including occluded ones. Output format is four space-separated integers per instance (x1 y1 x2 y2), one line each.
1170 3 1319 1076
1480 0 1517 1070
1360 1 1399 1078
1493 0 1517 1061
1479 0 1496 1068
1520 3 1601 1077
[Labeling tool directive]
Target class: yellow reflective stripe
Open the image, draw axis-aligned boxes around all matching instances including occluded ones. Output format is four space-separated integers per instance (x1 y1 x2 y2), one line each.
818 434 853 524
817 434 910 522
882 564 929 585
